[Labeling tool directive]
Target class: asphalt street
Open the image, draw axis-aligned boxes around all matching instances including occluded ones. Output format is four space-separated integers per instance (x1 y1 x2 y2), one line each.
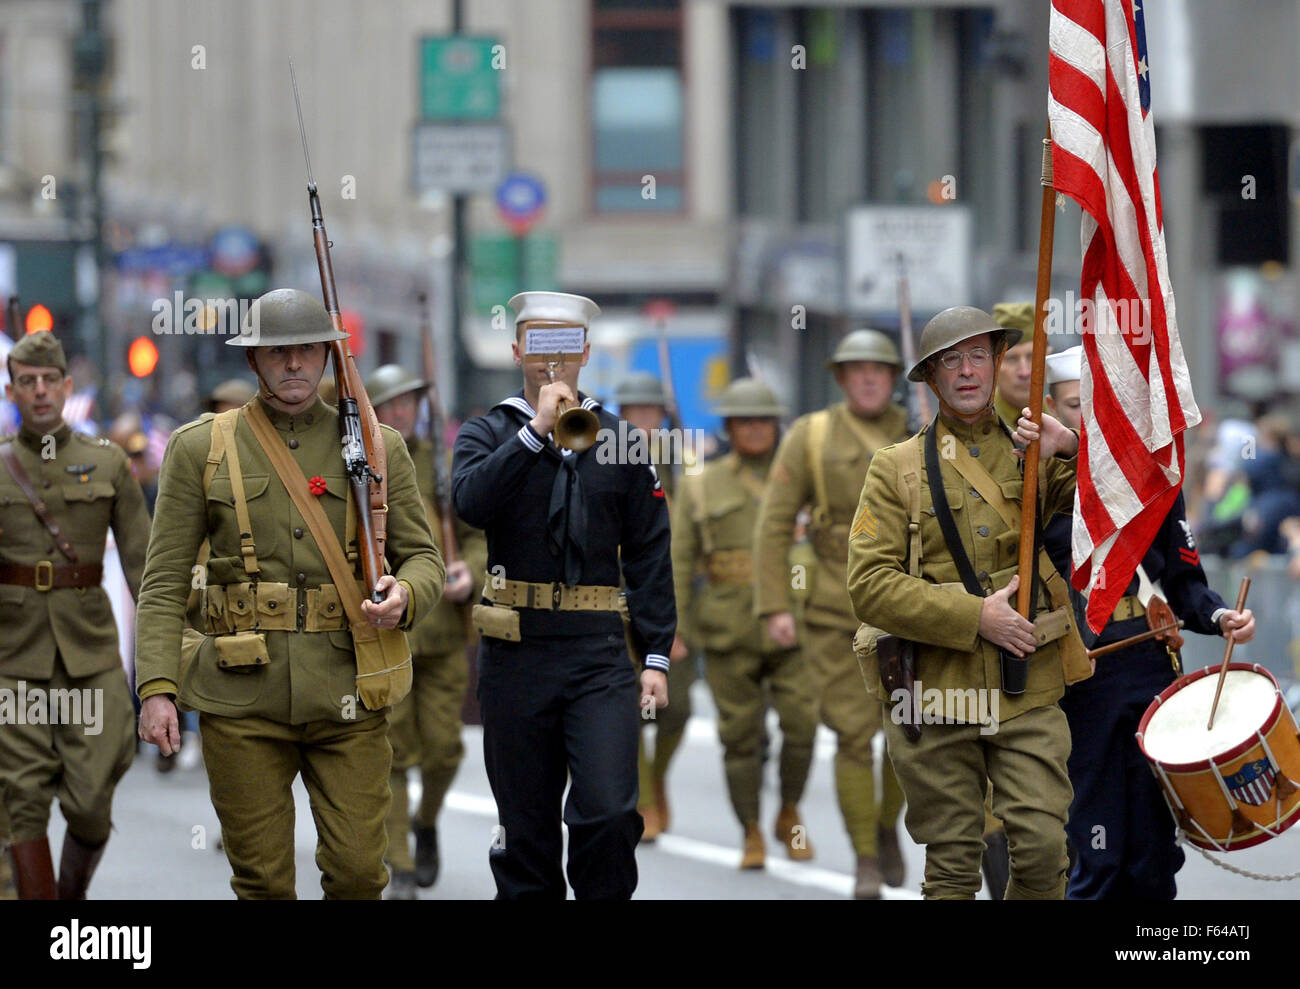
60 678 1300 900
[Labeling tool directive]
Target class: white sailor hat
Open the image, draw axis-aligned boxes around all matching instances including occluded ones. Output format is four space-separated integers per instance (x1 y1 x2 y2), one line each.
1044 345 1082 385
507 291 601 326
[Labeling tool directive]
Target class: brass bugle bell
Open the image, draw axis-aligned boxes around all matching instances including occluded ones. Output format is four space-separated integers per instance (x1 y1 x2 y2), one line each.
547 361 600 452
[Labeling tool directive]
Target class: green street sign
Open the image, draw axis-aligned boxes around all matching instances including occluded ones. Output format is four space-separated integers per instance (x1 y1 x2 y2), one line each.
470 234 558 314
420 36 502 121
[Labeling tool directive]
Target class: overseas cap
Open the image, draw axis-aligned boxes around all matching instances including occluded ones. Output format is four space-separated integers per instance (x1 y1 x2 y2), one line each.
907 306 1021 382
827 329 902 369
225 288 349 347
1044 345 1082 386
713 377 786 418
366 364 426 408
508 291 601 327
207 378 256 410
992 301 1035 334
614 371 667 407
9 330 67 372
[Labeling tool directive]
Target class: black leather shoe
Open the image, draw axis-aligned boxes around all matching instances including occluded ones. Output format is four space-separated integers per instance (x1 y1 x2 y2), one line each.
413 821 440 888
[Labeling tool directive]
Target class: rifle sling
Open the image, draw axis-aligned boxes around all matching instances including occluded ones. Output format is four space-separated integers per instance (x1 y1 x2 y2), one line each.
0 441 79 563
244 401 367 629
923 420 984 599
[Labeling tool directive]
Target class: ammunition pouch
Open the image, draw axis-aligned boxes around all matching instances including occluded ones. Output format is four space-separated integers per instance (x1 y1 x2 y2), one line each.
213 630 270 672
704 548 753 584
472 603 522 642
202 581 351 634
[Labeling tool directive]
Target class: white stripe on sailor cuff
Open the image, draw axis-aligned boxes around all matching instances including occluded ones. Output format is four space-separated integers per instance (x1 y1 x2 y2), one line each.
643 654 670 673
1210 607 1228 629
516 424 545 453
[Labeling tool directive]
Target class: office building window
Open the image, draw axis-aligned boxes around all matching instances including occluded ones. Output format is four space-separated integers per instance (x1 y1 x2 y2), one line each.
591 0 686 213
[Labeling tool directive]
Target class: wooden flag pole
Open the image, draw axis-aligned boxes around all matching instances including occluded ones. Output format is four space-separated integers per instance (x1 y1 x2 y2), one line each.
1206 577 1251 730
1016 130 1057 620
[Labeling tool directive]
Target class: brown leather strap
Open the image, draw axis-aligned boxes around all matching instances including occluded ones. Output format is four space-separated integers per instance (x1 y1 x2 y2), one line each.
243 401 367 628
0 560 102 590
0 442 80 563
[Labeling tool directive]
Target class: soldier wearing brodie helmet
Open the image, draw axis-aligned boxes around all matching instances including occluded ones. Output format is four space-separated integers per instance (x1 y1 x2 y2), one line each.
849 305 1086 900
135 288 443 899
754 327 910 898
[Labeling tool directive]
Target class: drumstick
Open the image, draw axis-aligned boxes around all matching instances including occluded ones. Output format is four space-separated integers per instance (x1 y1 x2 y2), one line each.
1086 620 1183 661
1207 577 1251 731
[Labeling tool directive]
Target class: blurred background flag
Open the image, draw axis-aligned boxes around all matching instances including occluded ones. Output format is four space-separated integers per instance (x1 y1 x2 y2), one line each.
1049 0 1202 632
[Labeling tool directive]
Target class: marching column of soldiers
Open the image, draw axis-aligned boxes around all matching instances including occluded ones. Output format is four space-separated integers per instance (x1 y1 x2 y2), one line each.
0 285 1258 901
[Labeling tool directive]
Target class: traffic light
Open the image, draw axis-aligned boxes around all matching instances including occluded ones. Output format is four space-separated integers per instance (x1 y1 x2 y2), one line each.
128 336 159 377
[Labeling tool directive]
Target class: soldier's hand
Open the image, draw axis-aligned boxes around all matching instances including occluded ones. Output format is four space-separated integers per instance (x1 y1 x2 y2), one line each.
1219 608 1255 643
139 695 181 756
444 560 474 604
670 634 690 663
361 574 408 629
766 611 798 649
530 381 577 438
640 669 668 710
978 575 1038 658
1012 408 1077 460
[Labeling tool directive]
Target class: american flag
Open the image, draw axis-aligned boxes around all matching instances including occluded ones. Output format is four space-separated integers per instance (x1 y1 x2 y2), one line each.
1048 0 1201 632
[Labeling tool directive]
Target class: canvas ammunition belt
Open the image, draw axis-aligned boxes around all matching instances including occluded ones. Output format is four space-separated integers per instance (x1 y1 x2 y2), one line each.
704 549 753 584
810 522 850 562
484 578 622 612
201 581 353 633
1111 593 1146 622
0 560 103 591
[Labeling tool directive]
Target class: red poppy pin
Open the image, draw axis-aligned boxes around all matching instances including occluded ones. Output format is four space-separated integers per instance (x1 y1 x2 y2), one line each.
309 475 327 497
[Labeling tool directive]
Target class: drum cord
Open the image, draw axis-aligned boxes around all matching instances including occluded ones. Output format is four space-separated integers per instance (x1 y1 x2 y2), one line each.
1176 831 1300 882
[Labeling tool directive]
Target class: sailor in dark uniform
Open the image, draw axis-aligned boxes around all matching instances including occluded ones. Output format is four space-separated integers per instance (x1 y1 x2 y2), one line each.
452 291 673 900
1041 346 1255 899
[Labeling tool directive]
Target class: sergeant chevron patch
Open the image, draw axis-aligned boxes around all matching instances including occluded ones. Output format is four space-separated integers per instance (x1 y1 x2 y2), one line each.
850 502 878 541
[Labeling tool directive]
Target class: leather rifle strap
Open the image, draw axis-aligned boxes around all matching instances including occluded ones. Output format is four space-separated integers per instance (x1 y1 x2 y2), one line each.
243 402 366 627
0 441 79 563
923 419 984 598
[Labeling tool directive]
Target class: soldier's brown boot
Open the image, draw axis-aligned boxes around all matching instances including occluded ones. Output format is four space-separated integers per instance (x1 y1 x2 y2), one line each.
740 823 765 870
639 804 663 843
773 803 814 861
56 833 107 901
878 824 904 887
9 837 57 900
854 855 883 899
653 779 670 833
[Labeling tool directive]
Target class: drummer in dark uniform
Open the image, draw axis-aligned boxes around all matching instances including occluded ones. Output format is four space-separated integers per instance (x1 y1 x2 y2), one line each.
452 290 673 900
1042 345 1255 899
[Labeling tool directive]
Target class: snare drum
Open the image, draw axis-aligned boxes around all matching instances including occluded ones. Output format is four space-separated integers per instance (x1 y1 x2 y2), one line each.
1137 663 1300 851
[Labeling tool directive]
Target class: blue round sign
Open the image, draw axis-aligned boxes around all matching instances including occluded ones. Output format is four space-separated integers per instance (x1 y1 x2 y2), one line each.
496 172 547 224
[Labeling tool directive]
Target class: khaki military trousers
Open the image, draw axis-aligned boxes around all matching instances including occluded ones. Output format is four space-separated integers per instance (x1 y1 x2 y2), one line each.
882 702 1072 900
200 711 392 900
385 646 469 873
703 645 817 826
637 652 696 809
802 621 904 855
0 656 136 846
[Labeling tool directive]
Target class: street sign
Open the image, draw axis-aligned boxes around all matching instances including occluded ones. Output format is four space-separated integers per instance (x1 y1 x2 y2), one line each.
845 205 972 315
419 36 501 121
412 122 509 194
496 172 547 236
470 233 557 313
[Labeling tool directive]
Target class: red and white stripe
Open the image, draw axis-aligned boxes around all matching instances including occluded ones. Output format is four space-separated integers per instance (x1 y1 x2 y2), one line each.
1048 0 1200 632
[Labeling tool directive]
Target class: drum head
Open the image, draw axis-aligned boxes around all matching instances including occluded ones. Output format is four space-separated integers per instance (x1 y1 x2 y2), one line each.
1144 669 1277 765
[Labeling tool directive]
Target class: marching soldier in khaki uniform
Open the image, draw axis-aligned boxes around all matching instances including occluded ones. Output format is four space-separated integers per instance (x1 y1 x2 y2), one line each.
135 289 443 899
365 364 486 898
0 330 148 899
754 329 910 899
614 372 692 840
848 306 1085 900
992 302 1048 430
673 378 817 868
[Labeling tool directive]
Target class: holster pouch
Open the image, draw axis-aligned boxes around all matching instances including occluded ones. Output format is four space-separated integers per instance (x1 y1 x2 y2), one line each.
472 603 521 643
351 622 412 710
1000 650 1028 696
877 632 921 742
213 630 270 672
